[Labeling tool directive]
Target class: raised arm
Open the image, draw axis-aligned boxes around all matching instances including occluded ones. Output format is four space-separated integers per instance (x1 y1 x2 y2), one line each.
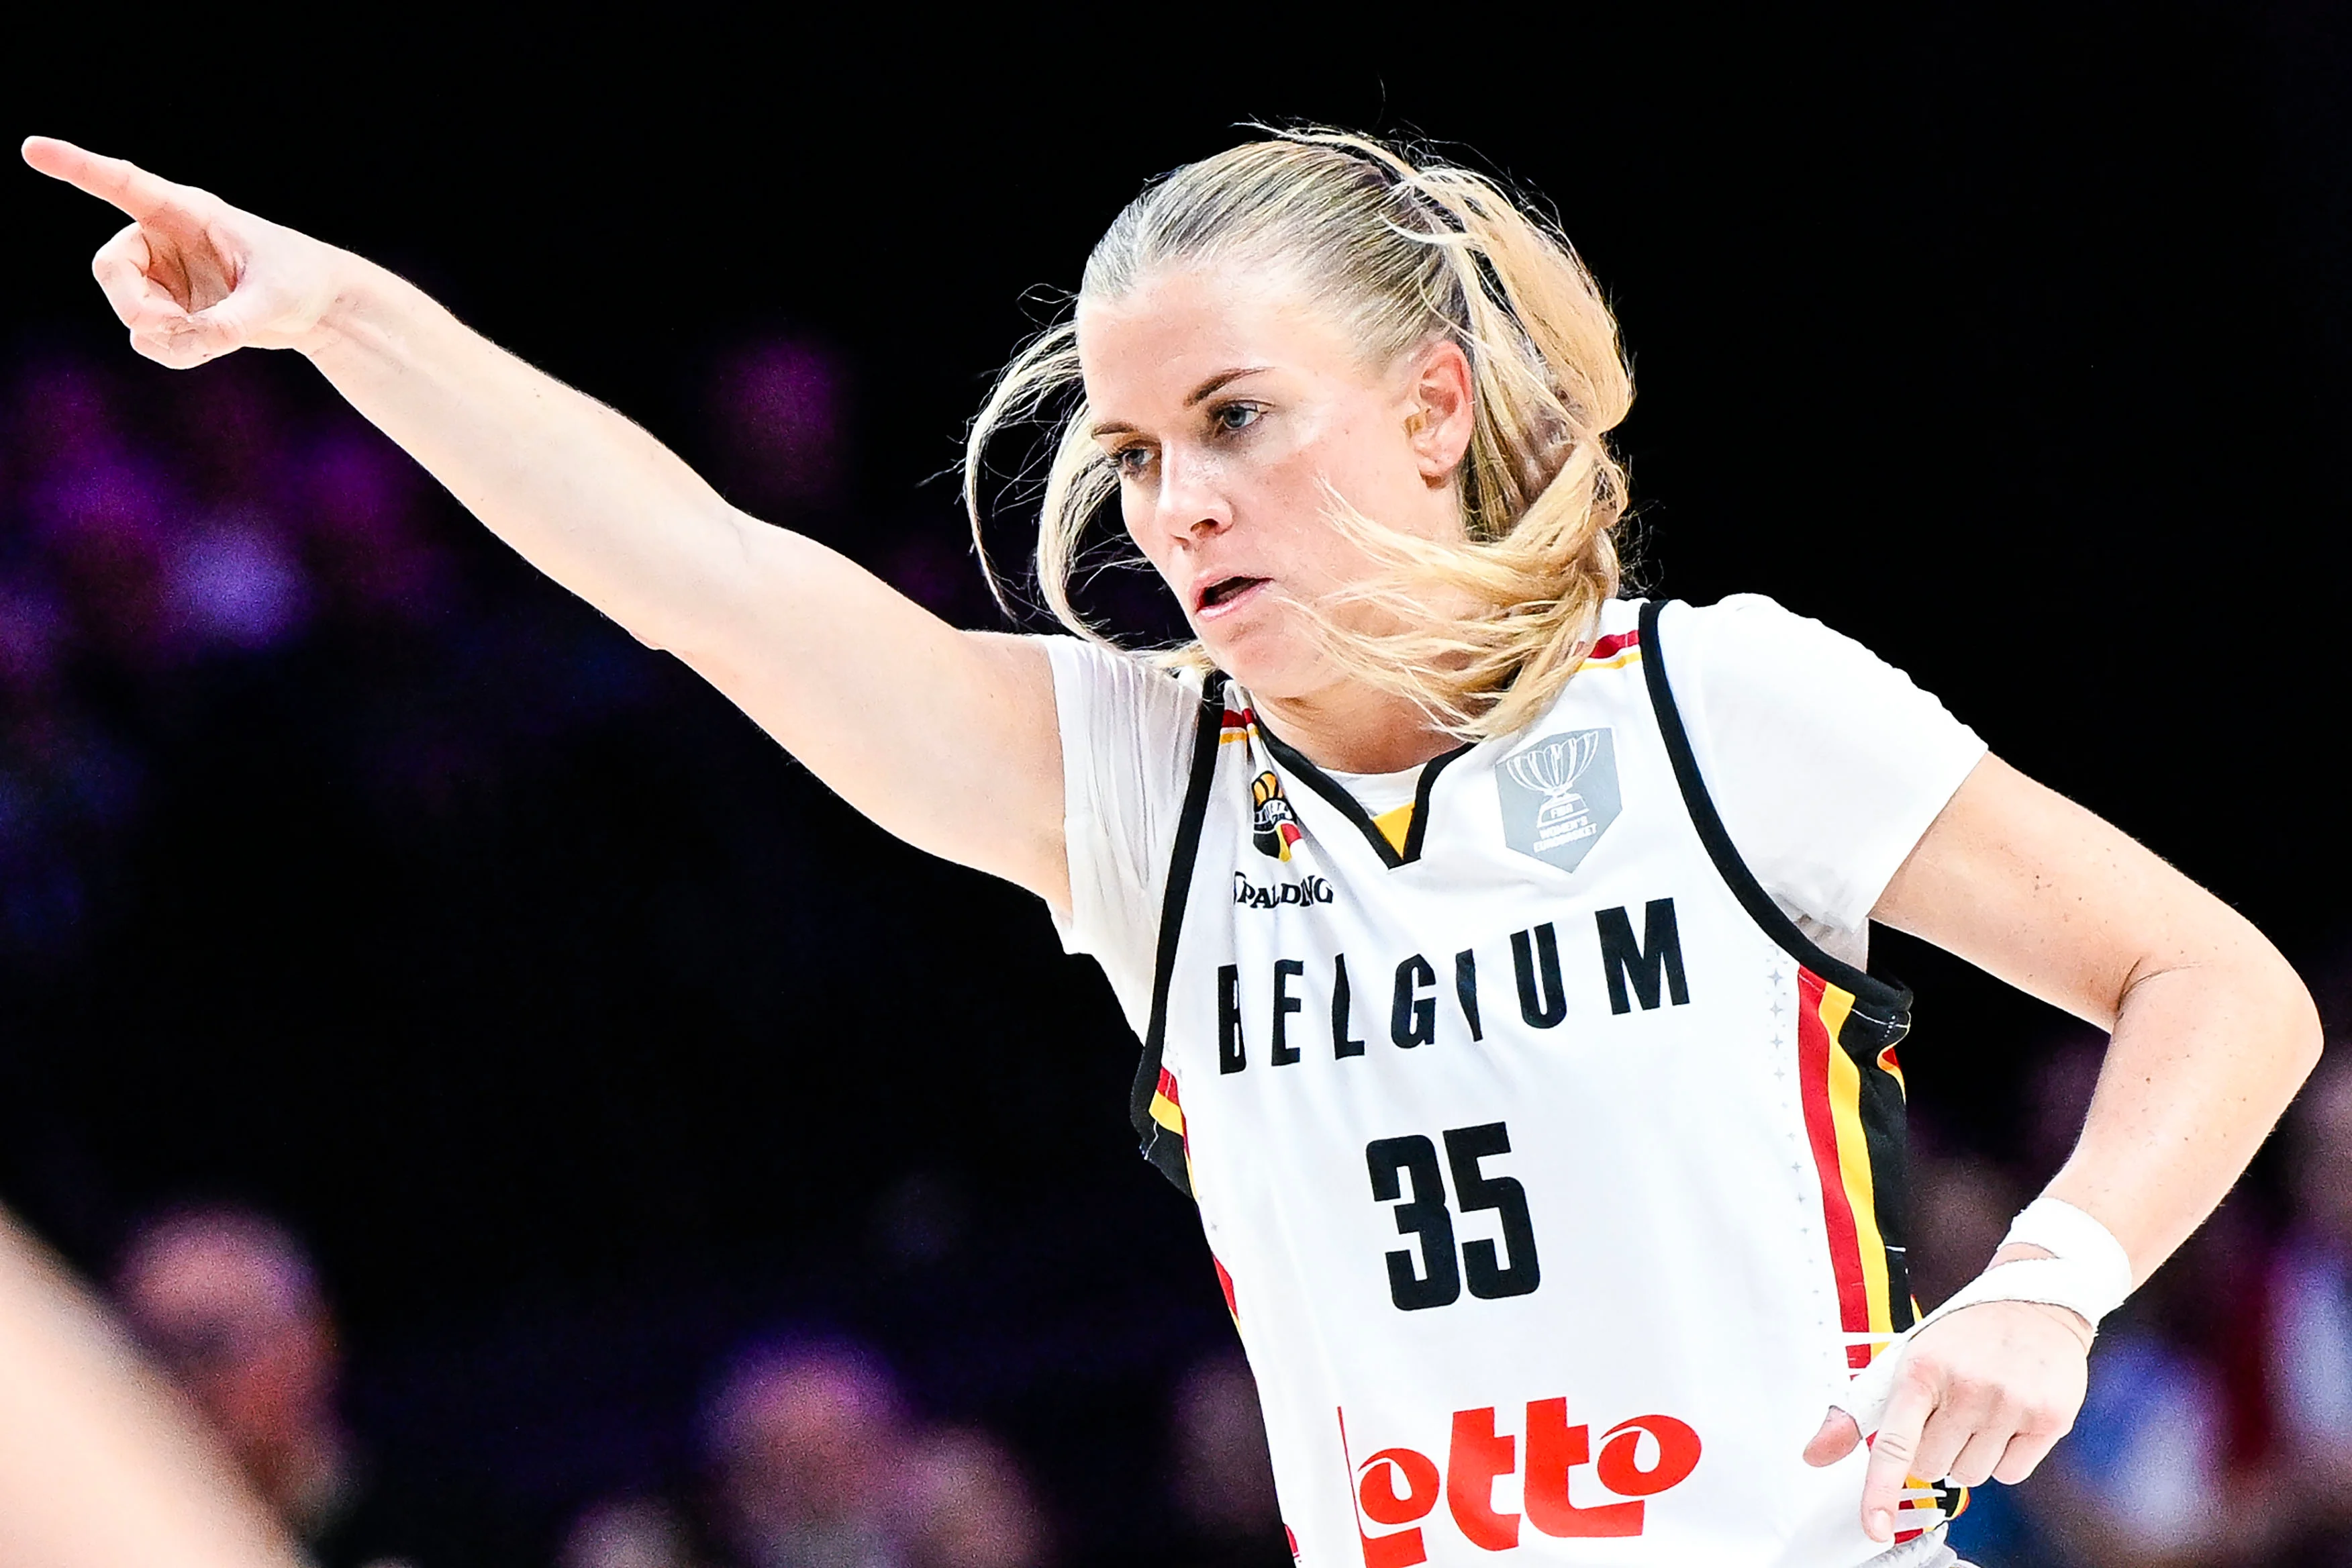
1810 752 2321 1540
20 137 1069 909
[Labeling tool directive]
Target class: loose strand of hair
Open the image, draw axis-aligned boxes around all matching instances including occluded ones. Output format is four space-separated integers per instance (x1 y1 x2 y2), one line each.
963 322 1083 620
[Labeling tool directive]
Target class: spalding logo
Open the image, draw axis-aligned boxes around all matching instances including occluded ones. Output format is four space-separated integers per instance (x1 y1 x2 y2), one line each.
1234 872 1335 910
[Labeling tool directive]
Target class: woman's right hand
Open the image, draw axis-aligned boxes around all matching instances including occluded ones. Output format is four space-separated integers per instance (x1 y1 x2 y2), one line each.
21 137 344 369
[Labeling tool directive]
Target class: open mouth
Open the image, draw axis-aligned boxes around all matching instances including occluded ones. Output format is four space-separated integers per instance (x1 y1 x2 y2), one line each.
1198 575 1269 612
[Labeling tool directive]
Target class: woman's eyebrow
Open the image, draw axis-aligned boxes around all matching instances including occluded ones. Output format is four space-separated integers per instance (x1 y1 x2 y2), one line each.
1185 366 1271 405
1090 366 1275 441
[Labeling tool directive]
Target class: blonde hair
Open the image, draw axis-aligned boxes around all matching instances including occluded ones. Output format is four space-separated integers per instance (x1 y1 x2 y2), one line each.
964 128 1633 740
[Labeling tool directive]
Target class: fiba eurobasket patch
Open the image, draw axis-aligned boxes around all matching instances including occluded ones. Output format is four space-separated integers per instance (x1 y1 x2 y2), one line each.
1497 728 1621 872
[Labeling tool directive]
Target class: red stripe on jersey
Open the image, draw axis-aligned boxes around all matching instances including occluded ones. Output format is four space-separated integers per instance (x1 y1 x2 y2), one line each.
1797 968 1873 1367
1157 1067 1181 1105
1588 630 1641 659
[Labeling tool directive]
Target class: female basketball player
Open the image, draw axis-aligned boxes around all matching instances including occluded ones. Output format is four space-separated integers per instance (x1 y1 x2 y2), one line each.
22 128 2319 1567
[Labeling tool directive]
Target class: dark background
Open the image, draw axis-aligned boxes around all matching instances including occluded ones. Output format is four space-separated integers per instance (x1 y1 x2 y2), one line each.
1 5 2347 1561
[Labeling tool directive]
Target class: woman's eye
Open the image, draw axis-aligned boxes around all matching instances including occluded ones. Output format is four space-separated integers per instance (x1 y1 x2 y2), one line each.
1112 446 1152 477
1212 402 1261 434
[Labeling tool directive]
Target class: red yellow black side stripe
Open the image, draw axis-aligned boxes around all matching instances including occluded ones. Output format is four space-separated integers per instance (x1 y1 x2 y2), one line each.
1796 967 1958 1538
1798 969 1906 1365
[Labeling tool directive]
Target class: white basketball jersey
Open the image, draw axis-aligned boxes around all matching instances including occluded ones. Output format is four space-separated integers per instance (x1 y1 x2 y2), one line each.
1129 598 1961 1567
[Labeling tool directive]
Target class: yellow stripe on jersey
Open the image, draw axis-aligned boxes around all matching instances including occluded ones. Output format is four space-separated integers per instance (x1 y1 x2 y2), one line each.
1371 803 1414 857
1580 648 1644 671
1820 983 1896 1336
1876 1040 1908 1096
1150 1090 1185 1136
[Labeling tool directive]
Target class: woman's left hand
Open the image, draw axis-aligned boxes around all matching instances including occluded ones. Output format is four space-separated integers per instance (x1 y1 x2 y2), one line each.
1818 750 2320 1542
1803 1281 2092 1542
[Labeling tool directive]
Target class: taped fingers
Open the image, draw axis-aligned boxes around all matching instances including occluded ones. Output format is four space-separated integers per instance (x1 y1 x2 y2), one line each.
1859 1368 1940 1542
1825 1330 1908 1436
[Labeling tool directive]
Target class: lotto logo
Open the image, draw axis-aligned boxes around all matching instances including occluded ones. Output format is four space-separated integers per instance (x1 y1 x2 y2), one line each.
1338 1399 1701 1566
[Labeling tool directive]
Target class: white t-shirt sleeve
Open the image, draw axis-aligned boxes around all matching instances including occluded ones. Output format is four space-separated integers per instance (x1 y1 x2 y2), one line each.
1041 636 1203 1036
1659 595 1986 938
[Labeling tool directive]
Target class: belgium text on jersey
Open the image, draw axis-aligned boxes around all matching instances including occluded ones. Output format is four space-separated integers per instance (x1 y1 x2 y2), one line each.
1211 897 1690 1073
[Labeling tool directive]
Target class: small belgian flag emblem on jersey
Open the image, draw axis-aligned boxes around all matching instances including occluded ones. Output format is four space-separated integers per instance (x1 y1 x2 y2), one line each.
1251 771 1304 861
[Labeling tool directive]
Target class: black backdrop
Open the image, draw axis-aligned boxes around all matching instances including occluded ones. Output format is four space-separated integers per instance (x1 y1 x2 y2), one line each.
1 5 2347 1557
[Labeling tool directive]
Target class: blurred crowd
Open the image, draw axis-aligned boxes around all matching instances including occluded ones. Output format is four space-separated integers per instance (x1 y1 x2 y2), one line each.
111 1202 1289 1568
1924 1044 2352 1568
110 1041 2352 1568
0 338 990 965
0 347 615 960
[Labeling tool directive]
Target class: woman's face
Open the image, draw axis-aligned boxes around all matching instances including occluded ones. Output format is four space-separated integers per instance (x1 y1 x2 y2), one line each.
1077 264 1473 703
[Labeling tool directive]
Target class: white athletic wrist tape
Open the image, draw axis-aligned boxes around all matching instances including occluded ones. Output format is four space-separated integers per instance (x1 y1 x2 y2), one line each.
1828 1197 2133 1436
1989 1198 2136 1324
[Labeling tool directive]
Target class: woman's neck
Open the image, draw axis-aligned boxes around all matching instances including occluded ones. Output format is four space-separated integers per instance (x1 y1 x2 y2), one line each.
1251 682 1460 774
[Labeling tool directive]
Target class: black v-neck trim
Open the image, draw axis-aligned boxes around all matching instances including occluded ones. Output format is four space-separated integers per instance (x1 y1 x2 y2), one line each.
1252 712 1475 869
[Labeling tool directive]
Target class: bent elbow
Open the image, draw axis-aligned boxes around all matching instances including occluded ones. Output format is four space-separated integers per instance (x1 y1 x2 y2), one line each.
2288 979 2326 1081
2257 944 2325 1088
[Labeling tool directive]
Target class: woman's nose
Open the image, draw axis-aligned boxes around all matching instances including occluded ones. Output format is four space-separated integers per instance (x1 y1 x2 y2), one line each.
1154 453 1232 542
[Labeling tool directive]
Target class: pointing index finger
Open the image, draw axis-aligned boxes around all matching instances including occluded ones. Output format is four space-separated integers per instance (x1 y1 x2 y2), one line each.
21 136 181 220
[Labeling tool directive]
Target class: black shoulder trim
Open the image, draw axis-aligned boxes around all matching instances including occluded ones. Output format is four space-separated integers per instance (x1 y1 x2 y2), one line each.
1636 599 1912 1020
1255 719 1473 869
1130 673 1229 1195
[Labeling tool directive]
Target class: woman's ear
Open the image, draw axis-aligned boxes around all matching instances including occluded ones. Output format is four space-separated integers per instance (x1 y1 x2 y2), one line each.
1406 338 1477 483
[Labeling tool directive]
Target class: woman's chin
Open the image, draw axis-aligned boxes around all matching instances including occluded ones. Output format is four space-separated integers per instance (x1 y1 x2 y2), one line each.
1198 628 1324 702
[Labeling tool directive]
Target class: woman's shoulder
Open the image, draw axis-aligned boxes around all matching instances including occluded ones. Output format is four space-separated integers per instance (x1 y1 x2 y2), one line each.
1649 590 1834 643
1631 590 1981 799
1620 595 1984 936
1643 593 1932 699
1602 591 1835 641
1032 634 1208 744
1034 632 1208 687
